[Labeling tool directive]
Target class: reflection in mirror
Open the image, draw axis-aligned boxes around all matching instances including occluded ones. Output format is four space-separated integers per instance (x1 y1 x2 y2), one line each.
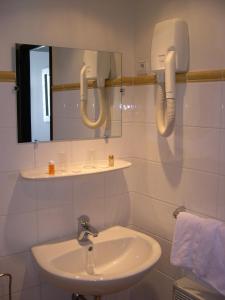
16 44 122 143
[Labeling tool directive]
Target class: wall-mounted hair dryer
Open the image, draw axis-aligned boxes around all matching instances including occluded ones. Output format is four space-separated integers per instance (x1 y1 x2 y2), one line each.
80 50 110 129
151 18 189 137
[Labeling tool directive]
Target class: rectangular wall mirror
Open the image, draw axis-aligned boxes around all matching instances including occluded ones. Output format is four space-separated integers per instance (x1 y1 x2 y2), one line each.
16 43 122 143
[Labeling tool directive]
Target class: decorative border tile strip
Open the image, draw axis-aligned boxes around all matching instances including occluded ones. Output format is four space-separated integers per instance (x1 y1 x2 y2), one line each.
1 69 225 88
133 75 156 85
52 78 124 91
52 82 80 91
0 71 16 82
187 70 222 82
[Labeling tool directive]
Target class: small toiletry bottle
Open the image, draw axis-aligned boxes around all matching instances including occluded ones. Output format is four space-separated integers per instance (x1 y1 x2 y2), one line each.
108 155 114 167
48 160 55 175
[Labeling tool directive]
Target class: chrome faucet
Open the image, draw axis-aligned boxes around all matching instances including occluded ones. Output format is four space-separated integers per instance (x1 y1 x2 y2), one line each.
77 215 98 243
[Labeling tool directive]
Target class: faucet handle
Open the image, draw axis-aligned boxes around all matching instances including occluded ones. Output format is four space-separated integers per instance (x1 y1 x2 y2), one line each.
78 215 90 229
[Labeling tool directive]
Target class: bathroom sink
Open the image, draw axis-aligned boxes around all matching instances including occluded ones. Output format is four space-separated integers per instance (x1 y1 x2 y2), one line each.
32 226 161 295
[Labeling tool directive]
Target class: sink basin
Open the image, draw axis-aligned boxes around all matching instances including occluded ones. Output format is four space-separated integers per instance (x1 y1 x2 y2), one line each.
32 226 161 295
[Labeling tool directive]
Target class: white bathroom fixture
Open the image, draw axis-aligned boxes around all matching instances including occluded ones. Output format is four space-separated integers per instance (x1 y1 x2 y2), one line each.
80 50 110 129
20 159 131 180
32 226 161 296
151 18 189 137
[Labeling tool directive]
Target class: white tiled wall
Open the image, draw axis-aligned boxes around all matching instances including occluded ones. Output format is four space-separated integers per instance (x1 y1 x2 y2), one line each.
53 87 122 140
133 0 225 72
1 0 225 299
128 82 225 300
0 81 225 300
0 81 132 300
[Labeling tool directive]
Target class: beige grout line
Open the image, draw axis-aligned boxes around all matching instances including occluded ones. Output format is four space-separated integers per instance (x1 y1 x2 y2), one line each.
1 69 225 89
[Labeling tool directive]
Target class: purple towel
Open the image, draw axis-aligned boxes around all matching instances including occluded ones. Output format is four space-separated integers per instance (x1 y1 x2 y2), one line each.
171 212 225 296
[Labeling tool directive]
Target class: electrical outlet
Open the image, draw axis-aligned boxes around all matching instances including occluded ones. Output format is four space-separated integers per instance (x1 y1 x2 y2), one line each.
136 60 147 75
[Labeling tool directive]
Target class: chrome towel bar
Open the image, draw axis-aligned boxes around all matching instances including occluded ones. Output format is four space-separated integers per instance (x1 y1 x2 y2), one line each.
0 273 12 300
173 206 186 219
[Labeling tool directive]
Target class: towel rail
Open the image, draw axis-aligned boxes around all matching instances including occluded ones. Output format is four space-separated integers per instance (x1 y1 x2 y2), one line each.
0 273 12 300
173 206 186 219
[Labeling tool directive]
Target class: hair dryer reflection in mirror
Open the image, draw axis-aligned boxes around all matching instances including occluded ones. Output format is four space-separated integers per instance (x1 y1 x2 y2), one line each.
80 51 111 129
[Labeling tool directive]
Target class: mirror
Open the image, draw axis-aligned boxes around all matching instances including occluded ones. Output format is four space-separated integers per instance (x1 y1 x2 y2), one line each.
16 44 122 143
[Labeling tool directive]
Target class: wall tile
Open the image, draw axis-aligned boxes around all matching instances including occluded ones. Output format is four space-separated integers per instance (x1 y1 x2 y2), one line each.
130 270 173 300
73 174 105 231
104 169 129 197
36 177 73 210
0 252 39 296
37 205 74 243
0 128 34 172
104 193 131 228
131 160 218 217
176 83 187 126
129 123 146 159
138 161 183 206
0 83 17 128
177 82 222 128
217 175 225 221
125 158 148 194
0 212 37 256
183 169 219 217
0 287 41 300
182 126 220 173
218 82 225 129
219 129 225 175
74 173 105 202
146 124 182 163
130 192 176 241
122 158 139 192
0 172 36 216
40 283 71 300
105 289 130 300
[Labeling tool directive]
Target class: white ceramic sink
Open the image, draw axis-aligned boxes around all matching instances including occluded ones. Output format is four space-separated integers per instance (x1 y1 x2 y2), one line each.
32 226 161 295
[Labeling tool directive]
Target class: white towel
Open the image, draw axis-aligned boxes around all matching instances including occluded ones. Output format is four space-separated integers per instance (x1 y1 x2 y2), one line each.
170 212 225 296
